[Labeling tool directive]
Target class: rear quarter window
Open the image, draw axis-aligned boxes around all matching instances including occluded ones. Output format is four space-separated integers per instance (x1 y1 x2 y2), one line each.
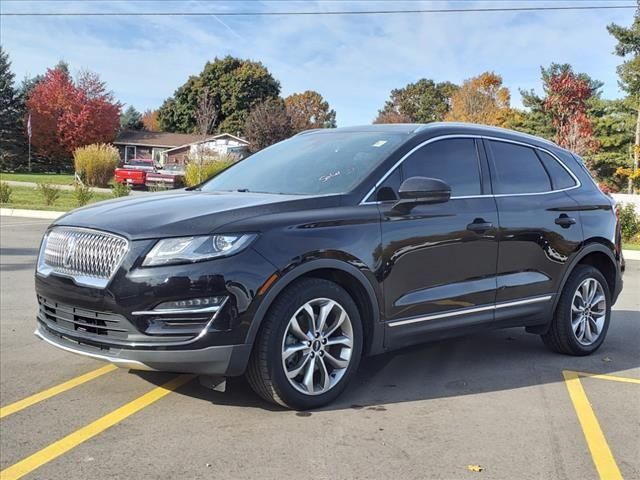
536 150 576 190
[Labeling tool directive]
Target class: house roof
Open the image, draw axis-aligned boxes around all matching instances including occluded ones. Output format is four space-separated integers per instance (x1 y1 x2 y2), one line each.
207 133 250 145
114 130 204 148
163 133 250 153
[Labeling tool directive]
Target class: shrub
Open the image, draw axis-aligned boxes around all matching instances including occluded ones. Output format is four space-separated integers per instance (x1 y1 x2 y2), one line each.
73 182 94 207
0 182 12 203
112 182 131 198
37 183 61 206
148 182 168 192
618 203 640 242
615 167 640 191
73 143 120 187
184 155 236 187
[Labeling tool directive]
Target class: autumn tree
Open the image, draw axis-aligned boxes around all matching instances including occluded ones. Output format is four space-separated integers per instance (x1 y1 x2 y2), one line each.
520 64 602 144
608 5 640 193
120 105 143 130
285 90 336 132
445 72 514 127
244 98 293 152
0 46 26 170
373 110 412 124
375 79 457 123
142 109 160 132
533 65 601 156
26 66 121 167
158 56 280 135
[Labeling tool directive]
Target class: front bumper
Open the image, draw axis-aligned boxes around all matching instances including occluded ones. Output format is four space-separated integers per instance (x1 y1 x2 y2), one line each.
34 243 278 375
35 322 251 376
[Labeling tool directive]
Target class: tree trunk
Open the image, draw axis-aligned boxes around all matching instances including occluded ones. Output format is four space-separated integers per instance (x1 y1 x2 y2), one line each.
633 108 640 194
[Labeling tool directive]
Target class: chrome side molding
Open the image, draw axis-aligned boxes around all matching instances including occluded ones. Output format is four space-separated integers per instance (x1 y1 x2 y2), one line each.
388 295 553 327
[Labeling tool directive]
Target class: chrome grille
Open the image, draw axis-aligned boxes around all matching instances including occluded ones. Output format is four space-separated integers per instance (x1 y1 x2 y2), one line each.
38 227 129 288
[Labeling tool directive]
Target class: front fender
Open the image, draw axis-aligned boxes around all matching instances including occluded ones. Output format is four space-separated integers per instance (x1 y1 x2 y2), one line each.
243 256 383 359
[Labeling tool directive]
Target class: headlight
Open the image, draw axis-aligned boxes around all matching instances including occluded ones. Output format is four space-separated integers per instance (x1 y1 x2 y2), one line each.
142 234 257 267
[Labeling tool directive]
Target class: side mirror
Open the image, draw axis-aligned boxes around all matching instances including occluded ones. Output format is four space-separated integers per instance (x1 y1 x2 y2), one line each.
393 176 451 212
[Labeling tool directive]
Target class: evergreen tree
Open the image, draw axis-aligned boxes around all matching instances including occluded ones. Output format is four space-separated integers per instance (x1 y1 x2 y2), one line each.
158 56 280 135
375 79 458 124
120 105 144 130
608 5 640 193
0 46 26 170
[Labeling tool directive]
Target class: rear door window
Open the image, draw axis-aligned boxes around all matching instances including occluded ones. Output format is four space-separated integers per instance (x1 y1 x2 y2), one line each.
489 141 551 194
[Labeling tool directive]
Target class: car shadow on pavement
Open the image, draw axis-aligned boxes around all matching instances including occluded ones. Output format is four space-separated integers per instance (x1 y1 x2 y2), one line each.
133 309 640 413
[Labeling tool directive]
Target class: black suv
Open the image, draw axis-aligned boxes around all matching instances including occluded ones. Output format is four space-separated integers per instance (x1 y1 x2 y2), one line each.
35 123 624 409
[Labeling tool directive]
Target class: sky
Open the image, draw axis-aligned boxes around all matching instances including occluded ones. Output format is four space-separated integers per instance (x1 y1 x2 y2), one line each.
0 0 635 127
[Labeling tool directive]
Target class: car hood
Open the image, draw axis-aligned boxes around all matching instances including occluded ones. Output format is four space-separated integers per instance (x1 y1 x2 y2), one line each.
53 190 340 240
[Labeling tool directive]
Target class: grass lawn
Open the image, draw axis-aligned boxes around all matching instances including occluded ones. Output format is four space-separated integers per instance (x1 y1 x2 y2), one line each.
1 185 113 212
0 172 76 185
623 243 640 251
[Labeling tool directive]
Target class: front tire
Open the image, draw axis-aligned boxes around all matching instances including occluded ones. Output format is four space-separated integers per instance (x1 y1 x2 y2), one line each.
541 265 611 356
246 278 363 410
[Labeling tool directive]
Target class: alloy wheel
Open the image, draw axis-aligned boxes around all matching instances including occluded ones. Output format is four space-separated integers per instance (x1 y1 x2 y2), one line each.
571 277 607 346
281 298 354 395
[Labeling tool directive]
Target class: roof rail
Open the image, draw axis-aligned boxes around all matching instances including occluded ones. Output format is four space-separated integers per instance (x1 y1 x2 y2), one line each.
294 128 325 136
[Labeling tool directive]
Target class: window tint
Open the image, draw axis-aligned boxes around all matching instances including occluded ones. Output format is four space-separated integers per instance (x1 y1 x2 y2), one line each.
536 150 576 190
373 168 402 201
401 139 481 196
202 132 405 195
489 141 551 194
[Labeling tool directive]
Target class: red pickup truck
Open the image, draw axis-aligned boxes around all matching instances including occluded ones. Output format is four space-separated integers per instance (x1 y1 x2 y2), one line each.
114 159 156 187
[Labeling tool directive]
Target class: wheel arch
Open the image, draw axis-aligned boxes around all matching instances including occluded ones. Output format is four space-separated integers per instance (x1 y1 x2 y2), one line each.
559 243 618 305
245 259 384 358
528 242 618 336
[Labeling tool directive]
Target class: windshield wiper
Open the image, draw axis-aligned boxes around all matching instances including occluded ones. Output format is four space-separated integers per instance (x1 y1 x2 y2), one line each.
235 188 251 192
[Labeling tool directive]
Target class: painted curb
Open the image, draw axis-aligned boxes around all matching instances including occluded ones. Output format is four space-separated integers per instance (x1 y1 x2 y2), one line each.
0 208 66 220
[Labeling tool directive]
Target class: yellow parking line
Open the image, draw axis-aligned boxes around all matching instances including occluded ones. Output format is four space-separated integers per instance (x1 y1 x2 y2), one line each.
571 370 640 385
562 370 622 480
0 374 194 480
0 365 118 420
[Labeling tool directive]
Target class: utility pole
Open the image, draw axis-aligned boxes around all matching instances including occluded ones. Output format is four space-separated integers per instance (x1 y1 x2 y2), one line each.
633 109 639 194
27 112 32 172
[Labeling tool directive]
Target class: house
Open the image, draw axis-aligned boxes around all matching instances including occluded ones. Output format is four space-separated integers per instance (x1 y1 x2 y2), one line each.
113 131 250 167
113 130 204 164
164 133 250 167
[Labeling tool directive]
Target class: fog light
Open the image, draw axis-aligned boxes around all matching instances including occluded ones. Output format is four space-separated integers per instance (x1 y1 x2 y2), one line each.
154 296 226 311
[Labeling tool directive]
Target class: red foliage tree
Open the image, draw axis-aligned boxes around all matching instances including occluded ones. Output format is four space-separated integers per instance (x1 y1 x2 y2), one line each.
26 67 121 166
543 72 599 155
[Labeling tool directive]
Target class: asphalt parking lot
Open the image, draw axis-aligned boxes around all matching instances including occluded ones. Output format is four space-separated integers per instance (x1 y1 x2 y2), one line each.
1 215 638 480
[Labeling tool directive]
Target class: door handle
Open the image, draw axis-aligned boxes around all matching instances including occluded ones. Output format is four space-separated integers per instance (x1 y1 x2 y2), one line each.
555 214 576 228
466 219 493 233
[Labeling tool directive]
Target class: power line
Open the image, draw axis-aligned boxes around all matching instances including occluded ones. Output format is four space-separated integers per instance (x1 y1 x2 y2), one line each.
3 0 613 2
3 0 621 2
0 4 635 16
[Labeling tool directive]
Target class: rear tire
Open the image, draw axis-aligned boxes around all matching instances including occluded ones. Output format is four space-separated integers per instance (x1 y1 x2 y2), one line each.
246 278 363 410
541 265 611 356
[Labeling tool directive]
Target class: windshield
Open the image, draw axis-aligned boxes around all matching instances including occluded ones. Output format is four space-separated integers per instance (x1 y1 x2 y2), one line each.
200 131 405 195
126 160 154 167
